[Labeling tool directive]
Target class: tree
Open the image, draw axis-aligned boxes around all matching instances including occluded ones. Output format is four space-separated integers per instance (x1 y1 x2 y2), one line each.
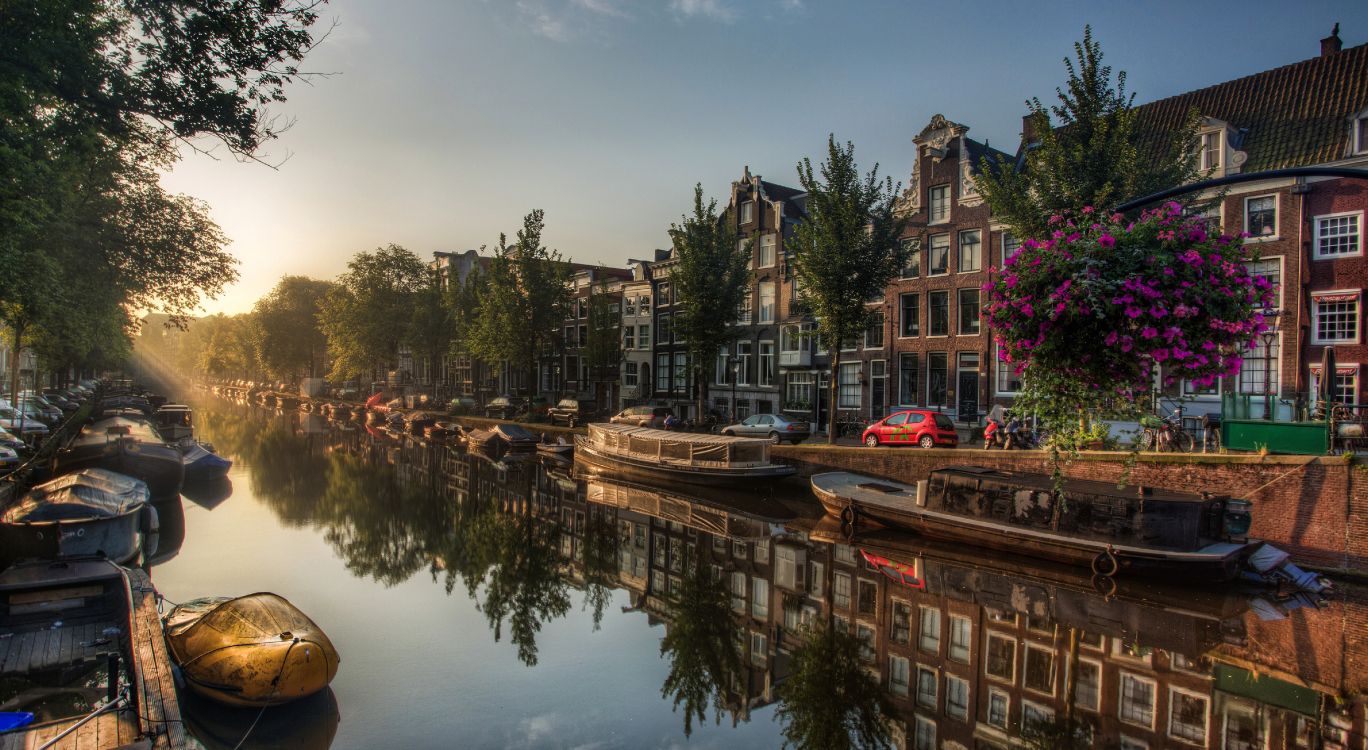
318 245 428 383
253 276 335 381
774 621 894 750
583 278 623 399
976 26 1202 242
790 137 909 442
669 184 751 420
659 558 747 737
404 271 453 395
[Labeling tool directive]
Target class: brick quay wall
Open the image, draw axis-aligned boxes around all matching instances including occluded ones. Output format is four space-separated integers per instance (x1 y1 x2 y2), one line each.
771 445 1367 573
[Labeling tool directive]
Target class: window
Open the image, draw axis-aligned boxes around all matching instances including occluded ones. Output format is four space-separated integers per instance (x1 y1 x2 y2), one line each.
637 324 650 349
929 185 949 223
1245 256 1282 310
835 543 856 564
758 341 775 387
838 362 861 409
929 234 950 274
786 372 813 409
833 572 851 609
929 291 949 336
901 238 921 277
856 579 877 616
1313 293 1360 344
750 631 767 666
927 353 948 407
958 229 981 272
996 347 1023 394
624 296 636 317
623 326 635 350
1119 738 1148 750
918 607 941 653
1023 645 1055 694
899 353 919 405
730 570 746 613
1002 232 1021 259
758 233 777 267
565 355 580 384
624 361 639 387
891 601 911 644
809 561 824 598
958 288 981 335
673 352 687 391
1314 212 1362 259
889 655 910 695
1358 114 1368 154
1245 195 1277 239
986 633 1015 682
864 311 884 348
736 341 752 385
945 675 969 720
1023 701 1054 730
657 314 672 346
577 297 588 318
987 689 1010 729
1075 659 1101 711
751 577 769 619
1119 672 1156 728
857 623 875 662
758 282 775 323
913 717 935 750
948 615 971 663
736 291 752 325
1169 688 1208 744
1238 333 1280 395
916 666 937 708
1200 130 1222 172
739 200 754 224
1311 365 1359 407
899 293 919 337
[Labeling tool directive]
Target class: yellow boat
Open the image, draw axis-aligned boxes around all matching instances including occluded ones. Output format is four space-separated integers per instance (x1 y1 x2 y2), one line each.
164 593 340 707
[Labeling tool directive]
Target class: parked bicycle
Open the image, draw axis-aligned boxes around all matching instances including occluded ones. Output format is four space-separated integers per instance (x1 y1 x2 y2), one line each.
1139 405 1194 452
835 412 868 440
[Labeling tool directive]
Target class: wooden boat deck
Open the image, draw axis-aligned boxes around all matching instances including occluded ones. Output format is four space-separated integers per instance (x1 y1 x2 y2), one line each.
0 568 190 750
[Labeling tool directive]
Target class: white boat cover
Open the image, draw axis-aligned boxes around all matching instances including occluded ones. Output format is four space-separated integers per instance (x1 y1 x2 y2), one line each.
585 423 772 467
4 468 149 521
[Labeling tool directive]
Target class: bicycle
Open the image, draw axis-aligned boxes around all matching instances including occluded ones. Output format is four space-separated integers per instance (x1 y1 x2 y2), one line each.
1139 406 1194 453
835 412 868 440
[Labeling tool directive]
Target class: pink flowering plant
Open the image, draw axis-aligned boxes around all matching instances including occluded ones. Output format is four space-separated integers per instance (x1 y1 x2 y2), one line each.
986 202 1275 440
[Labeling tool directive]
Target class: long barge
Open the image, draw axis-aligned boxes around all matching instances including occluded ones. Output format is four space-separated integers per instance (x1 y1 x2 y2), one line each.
574 423 794 486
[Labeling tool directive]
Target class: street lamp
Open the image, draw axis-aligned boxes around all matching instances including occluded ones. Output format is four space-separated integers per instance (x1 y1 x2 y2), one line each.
1261 313 1280 421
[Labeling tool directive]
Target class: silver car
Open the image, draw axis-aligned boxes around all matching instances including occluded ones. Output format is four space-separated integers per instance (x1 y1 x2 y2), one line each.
719 413 810 444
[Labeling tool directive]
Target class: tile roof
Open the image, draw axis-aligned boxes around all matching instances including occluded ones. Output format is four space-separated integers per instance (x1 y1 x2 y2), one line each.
1132 43 1368 170
964 137 1013 176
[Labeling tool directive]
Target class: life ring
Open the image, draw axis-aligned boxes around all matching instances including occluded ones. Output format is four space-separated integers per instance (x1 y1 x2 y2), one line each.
1090 547 1119 578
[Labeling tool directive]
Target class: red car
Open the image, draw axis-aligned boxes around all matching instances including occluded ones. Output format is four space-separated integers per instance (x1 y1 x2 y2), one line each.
862 410 959 448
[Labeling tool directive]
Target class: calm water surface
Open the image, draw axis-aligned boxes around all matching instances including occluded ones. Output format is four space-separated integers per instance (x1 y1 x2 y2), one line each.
148 396 1367 750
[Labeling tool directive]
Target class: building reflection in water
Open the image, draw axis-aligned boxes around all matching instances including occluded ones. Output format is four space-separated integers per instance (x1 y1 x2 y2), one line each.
196 397 1368 750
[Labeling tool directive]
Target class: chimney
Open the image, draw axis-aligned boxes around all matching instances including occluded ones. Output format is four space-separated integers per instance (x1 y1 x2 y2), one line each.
1021 113 1038 145
1321 23 1342 56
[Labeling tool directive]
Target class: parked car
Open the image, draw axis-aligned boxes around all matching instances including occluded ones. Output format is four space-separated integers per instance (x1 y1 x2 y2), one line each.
448 397 479 416
0 407 49 437
484 396 527 420
548 399 597 427
610 405 674 429
862 410 959 448
719 413 810 444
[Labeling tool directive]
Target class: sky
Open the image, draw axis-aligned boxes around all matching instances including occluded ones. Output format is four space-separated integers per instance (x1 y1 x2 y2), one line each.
158 0 1368 316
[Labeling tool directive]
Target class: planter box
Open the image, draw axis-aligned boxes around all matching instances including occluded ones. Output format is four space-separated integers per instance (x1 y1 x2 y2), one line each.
1222 419 1327 455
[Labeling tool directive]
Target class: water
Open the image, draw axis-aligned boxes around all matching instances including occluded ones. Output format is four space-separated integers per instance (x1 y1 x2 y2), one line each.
147 395 1367 749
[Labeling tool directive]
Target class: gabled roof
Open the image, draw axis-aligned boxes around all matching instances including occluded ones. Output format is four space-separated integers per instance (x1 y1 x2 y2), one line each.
1132 42 1368 170
963 137 1013 176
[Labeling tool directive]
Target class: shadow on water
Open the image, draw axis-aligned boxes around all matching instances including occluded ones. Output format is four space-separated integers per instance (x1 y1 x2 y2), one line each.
181 395 1368 750
180 687 340 750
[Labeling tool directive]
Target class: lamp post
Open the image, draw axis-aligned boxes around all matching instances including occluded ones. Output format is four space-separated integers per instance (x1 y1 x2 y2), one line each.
1261 313 1280 421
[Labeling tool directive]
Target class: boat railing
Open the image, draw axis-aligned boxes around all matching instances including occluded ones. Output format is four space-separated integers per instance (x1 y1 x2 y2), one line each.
586 424 772 468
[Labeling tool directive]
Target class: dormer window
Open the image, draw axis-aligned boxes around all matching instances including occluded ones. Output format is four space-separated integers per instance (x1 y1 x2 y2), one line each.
1200 130 1223 172
1356 112 1368 155
740 200 755 225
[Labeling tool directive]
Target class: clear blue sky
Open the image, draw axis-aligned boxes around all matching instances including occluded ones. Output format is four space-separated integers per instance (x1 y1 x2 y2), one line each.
159 0 1368 315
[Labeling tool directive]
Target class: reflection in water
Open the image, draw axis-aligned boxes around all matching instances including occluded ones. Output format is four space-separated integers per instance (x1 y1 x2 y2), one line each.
189 396 1368 750
181 687 340 750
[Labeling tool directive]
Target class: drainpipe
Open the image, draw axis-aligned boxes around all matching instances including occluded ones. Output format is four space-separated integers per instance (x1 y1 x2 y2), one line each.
1292 177 1310 409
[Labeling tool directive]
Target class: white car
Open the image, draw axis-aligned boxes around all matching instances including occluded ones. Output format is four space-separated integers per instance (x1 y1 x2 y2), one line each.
0 407 48 435
0 445 18 471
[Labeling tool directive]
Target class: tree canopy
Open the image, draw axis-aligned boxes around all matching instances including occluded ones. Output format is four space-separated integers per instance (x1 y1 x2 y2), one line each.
318 245 429 382
253 276 335 381
774 621 894 750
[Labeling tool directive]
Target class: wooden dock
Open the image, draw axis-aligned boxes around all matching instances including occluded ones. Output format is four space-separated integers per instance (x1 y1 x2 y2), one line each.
0 568 194 750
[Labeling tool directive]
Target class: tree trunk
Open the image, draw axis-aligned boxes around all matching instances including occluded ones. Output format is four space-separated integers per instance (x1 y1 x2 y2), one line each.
10 321 25 429
695 362 708 428
827 348 841 445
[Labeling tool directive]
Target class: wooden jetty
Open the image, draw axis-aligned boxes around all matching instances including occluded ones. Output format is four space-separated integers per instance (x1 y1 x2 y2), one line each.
0 567 192 750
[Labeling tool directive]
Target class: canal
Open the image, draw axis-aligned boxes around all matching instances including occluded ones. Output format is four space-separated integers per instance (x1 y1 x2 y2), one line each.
149 394 1367 749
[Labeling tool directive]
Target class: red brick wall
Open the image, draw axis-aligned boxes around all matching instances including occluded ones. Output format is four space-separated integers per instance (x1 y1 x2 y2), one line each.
773 445 1365 570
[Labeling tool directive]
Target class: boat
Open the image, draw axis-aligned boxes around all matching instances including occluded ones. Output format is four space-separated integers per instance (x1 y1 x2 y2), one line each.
425 420 464 442
582 472 810 538
536 437 574 456
55 415 185 497
0 559 190 747
465 423 538 452
404 410 441 436
180 440 233 481
164 593 340 707
574 423 795 486
153 403 195 442
810 466 1257 582
0 468 155 565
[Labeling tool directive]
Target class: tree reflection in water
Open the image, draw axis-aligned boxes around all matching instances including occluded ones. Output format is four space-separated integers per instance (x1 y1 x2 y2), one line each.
658 558 747 738
579 510 618 630
774 620 894 750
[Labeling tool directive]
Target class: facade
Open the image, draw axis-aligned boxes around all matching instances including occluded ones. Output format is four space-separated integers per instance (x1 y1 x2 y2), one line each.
430 249 494 402
618 260 655 410
647 249 693 417
552 266 630 412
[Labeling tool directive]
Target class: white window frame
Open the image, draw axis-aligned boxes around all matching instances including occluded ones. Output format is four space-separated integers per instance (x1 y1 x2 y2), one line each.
758 233 777 268
751 576 769 620
1311 290 1361 345
984 631 1016 684
837 362 861 409
918 605 942 654
758 341 775 388
915 664 938 709
913 716 936 750
958 229 982 273
928 233 950 275
1022 643 1057 697
1243 193 1279 242
1238 331 1282 395
623 361 639 387
1118 671 1157 730
888 655 910 696
1310 363 1360 408
1167 686 1210 746
1022 700 1055 730
927 290 950 337
1244 255 1284 310
735 341 753 386
1074 657 1103 712
757 282 775 324
995 345 1022 396
899 293 919 338
739 200 754 224
900 238 921 278
944 673 970 721
1312 211 1363 260
1355 111 1368 155
1199 129 1223 172
957 287 981 336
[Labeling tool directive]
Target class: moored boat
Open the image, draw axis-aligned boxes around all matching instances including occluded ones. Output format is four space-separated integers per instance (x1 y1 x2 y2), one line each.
575 423 795 486
180 440 233 481
153 404 195 442
0 468 154 565
465 423 538 452
811 466 1257 582
55 415 185 497
164 593 341 707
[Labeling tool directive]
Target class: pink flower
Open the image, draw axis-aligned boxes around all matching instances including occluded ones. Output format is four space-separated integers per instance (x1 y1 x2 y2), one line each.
1104 331 1119 346
1141 326 1159 339
1125 306 1143 319
1097 234 1116 248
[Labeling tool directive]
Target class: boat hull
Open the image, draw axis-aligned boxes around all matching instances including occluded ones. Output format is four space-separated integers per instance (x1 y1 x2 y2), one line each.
812 476 1250 583
0 506 145 565
575 439 795 487
56 441 185 497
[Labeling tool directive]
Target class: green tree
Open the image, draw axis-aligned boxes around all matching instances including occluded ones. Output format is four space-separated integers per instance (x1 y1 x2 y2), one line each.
318 245 428 382
253 276 335 381
659 559 747 737
584 278 623 397
669 184 751 420
976 26 1201 241
774 621 894 750
404 271 453 395
790 137 909 442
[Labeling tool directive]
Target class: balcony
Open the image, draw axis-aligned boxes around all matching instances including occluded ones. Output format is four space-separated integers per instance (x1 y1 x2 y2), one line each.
779 350 811 368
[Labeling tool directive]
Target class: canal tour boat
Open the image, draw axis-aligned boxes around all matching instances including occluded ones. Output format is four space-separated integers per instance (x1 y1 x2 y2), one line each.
574 423 795 486
811 466 1257 582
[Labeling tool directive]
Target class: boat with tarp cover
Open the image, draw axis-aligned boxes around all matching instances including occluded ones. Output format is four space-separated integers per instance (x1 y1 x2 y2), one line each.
811 466 1258 582
1 468 154 565
575 423 794 486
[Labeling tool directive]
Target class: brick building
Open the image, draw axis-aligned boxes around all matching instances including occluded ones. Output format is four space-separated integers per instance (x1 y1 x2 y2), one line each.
553 266 630 412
